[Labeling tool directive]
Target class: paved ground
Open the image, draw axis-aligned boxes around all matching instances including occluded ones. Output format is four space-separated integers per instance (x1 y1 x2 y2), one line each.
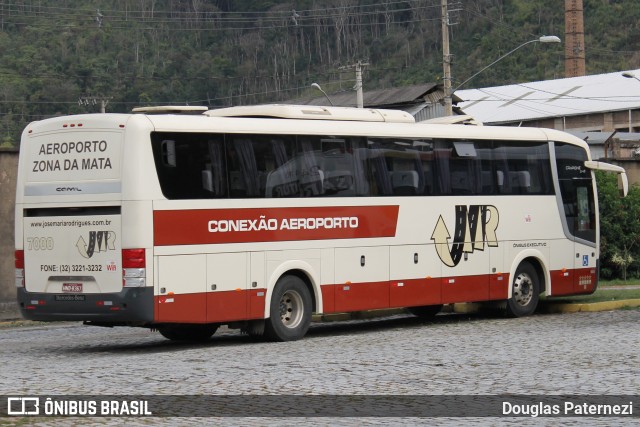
0 309 638 425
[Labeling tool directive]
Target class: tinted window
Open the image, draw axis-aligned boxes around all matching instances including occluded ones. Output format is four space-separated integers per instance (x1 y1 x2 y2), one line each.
151 132 227 199
151 132 554 199
493 141 553 195
555 142 595 242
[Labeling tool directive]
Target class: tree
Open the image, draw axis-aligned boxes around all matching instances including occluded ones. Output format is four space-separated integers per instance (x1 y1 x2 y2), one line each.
596 171 640 280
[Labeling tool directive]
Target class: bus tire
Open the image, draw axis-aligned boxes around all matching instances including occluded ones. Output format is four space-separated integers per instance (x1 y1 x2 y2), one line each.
157 324 218 342
506 262 540 318
264 275 312 342
408 304 443 319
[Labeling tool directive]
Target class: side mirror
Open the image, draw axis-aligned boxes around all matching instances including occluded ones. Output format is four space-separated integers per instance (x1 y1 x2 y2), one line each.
584 161 628 197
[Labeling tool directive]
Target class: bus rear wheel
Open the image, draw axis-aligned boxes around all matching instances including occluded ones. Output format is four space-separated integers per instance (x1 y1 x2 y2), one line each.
264 275 312 342
506 262 540 317
157 324 218 342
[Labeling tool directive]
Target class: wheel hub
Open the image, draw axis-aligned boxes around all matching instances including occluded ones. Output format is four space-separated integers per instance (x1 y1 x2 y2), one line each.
513 273 533 307
279 290 303 329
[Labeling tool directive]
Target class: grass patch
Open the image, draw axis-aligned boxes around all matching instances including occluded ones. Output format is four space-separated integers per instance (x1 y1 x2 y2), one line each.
598 279 640 287
0 319 54 329
543 287 640 304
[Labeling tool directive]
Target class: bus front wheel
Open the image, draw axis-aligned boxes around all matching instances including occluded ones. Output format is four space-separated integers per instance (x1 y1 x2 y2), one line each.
506 262 540 317
264 275 312 342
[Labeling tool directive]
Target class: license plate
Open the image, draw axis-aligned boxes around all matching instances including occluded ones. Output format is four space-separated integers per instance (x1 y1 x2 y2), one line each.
55 294 86 302
62 283 83 293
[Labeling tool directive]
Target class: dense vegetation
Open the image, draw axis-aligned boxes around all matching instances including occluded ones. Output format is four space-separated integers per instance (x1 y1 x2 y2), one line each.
597 172 640 281
1 0 639 147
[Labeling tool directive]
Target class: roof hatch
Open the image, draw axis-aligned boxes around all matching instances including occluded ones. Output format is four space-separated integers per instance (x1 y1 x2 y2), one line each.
204 104 415 123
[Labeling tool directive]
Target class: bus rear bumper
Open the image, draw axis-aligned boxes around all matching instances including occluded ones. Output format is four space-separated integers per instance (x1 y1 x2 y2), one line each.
17 287 155 324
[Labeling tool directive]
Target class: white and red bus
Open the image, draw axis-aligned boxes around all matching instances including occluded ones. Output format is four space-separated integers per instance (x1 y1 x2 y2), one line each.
14 105 628 341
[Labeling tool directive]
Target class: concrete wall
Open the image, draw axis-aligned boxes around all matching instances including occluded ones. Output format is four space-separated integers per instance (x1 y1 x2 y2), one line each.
0 149 19 319
609 159 640 188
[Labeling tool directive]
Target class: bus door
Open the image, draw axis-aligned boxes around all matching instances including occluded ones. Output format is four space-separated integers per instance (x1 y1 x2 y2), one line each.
555 143 598 294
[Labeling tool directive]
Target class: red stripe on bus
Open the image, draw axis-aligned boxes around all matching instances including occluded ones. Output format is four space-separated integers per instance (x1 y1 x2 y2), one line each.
389 277 442 308
153 205 399 246
152 268 597 323
551 267 597 296
155 289 266 323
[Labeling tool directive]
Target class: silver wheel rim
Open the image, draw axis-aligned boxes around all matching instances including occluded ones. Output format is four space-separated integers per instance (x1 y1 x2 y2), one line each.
513 272 533 307
279 289 304 329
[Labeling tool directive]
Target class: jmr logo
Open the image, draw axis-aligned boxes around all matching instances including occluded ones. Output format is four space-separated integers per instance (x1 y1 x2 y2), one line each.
76 231 116 259
431 205 499 267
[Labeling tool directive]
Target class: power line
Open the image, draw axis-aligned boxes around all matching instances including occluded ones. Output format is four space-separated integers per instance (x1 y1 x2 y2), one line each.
0 1 443 27
0 1 441 18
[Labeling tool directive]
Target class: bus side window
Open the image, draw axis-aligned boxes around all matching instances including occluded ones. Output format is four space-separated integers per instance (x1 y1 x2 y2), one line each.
242 137 296 198
298 138 325 197
161 140 176 167
494 146 512 195
202 139 226 197
351 139 371 196
391 170 419 195
320 137 356 196
265 138 296 198
226 137 260 198
152 133 224 199
477 144 495 195
389 155 421 196
494 142 553 195
369 149 393 196
434 148 452 195
449 141 481 195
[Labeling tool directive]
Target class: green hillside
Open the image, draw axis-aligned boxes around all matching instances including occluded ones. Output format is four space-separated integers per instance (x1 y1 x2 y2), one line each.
1 0 639 147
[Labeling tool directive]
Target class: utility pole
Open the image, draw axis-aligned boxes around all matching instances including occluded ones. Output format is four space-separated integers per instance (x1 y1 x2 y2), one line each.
340 60 369 108
442 0 453 116
78 96 112 113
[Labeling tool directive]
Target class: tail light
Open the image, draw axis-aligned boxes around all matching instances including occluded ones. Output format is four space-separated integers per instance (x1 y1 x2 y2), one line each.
122 248 146 287
15 250 25 288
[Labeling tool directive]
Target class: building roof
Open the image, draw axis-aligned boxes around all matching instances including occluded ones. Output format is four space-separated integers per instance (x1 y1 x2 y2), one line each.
567 131 615 146
456 69 640 125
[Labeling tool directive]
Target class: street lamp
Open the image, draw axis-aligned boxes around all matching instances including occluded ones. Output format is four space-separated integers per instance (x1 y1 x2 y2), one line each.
445 35 561 115
622 72 640 132
622 71 640 83
311 83 334 106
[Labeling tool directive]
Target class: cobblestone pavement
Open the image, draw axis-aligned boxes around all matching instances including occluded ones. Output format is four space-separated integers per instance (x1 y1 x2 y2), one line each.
0 310 638 426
